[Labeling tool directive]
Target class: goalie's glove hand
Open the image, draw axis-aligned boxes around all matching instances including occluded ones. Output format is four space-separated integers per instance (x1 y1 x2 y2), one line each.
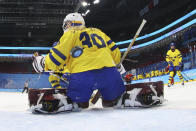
32 55 45 73
116 63 126 74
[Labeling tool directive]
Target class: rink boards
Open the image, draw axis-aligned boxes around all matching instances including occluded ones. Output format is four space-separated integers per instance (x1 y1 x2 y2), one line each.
132 68 196 84
0 68 196 92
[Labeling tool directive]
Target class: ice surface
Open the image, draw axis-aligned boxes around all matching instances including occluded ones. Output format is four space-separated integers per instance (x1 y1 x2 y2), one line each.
0 81 196 131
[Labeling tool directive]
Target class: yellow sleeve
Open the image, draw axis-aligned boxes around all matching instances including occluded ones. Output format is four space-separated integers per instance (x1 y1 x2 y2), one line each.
104 34 121 65
49 74 61 88
177 49 182 62
45 30 75 71
166 50 170 62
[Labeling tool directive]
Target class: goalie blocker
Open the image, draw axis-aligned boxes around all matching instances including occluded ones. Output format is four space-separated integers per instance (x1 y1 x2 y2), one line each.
28 81 164 114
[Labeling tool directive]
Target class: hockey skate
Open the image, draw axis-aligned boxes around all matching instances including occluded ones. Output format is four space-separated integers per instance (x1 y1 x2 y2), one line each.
181 80 184 86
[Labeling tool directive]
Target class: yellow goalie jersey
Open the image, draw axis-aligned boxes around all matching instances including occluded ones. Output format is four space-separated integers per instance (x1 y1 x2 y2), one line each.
166 49 182 66
45 27 121 73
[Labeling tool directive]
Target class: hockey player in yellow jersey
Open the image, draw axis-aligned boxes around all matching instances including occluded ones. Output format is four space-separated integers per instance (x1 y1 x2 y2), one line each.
166 42 184 87
48 42 70 89
44 25 121 74
31 13 164 113
43 12 125 110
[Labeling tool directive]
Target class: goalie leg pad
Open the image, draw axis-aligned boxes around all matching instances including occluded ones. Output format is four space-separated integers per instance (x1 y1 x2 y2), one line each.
115 81 164 108
28 88 76 113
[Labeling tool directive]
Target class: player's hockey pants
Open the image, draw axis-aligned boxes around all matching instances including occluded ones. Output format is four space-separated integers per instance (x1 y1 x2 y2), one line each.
67 67 125 103
168 67 183 84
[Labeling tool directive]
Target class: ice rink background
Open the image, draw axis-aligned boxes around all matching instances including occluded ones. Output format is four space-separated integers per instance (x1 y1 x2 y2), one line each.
0 81 196 131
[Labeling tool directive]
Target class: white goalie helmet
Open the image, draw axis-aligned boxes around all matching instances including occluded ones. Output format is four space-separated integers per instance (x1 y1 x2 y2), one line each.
62 12 85 31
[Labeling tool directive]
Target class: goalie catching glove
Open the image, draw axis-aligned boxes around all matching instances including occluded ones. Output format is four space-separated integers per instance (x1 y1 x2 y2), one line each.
32 54 45 73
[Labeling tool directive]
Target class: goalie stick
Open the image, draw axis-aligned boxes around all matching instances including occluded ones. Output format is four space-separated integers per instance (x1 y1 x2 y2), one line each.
41 70 70 85
48 72 69 85
181 72 193 81
120 19 147 65
90 19 147 105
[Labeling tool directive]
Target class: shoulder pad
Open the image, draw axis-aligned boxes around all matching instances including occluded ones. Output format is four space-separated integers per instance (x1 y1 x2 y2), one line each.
167 50 171 54
175 49 180 52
